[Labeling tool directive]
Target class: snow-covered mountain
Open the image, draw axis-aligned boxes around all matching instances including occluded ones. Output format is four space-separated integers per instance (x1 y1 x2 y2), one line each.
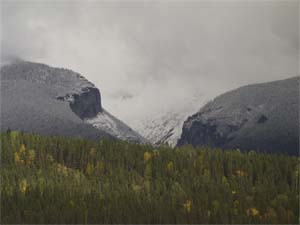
178 77 300 155
0 60 145 142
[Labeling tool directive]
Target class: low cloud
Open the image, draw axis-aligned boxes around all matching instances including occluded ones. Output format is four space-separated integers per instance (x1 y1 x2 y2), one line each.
1 0 299 125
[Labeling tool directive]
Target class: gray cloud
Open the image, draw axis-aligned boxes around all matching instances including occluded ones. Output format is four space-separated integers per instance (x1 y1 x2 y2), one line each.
1 0 299 124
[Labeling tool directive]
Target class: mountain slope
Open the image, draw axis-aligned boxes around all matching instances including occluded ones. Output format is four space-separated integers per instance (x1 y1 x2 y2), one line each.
0 60 145 142
177 77 300 155
86 109 146 142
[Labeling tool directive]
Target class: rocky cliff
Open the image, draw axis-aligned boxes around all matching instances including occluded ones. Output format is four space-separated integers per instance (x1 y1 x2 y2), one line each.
57 86 102 119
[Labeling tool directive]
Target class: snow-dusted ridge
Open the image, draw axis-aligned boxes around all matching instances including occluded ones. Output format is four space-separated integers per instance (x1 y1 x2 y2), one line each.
1 60 96 97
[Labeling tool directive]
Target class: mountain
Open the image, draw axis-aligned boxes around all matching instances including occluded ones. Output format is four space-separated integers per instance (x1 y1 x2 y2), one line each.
0 60 145 142
177 77 299 155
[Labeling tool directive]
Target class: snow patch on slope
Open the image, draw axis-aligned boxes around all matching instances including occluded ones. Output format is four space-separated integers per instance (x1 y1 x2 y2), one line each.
85 110 146 143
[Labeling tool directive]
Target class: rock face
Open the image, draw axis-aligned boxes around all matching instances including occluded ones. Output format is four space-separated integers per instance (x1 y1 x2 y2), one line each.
177 77 299 155
70 87 101 119
0 60 145 142
57 87 102 119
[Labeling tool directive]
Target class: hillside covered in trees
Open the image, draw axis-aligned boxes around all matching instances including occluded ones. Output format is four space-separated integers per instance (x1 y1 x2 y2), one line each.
1 131 299 224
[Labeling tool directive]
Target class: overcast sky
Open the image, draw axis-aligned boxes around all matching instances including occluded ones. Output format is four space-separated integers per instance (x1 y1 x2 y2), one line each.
1 0 299 125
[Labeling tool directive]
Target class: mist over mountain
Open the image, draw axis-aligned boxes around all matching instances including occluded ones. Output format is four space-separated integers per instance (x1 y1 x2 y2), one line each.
133 92 212 147
2 1 298 134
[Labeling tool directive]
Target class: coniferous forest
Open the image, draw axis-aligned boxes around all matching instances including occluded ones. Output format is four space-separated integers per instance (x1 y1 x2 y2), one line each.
1 131 299 224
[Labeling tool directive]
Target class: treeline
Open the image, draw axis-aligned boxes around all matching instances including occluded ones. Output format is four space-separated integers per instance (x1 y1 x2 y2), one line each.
1 131 299 224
